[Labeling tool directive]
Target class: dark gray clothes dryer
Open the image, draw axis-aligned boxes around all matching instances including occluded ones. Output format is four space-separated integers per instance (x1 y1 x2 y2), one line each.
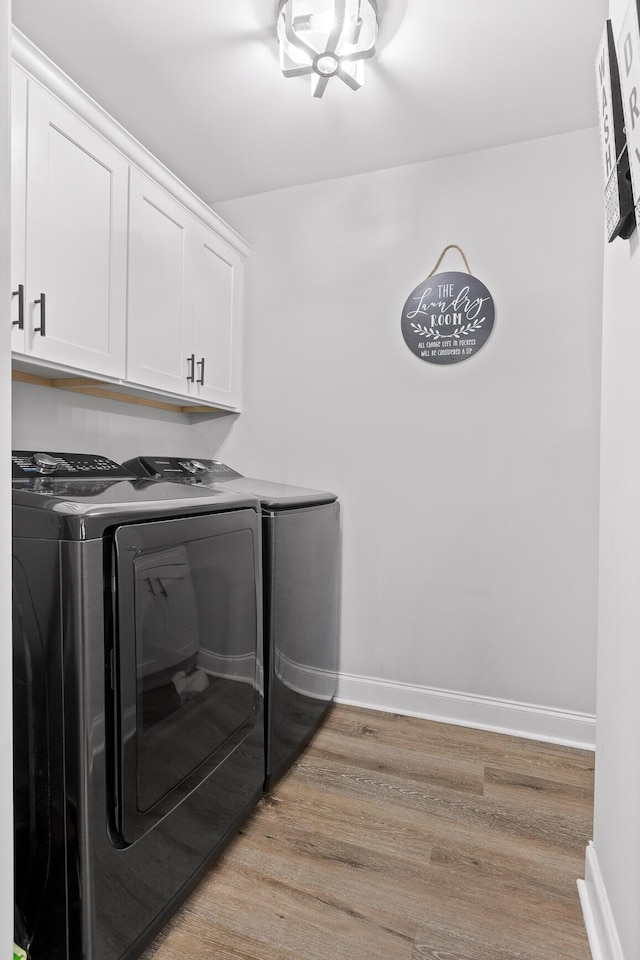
123 456 341 789
12 451 265 960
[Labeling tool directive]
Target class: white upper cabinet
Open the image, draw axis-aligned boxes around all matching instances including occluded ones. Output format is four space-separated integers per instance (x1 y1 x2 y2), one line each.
190 222 243 409
10 32 249 411
127 172 243 407
16 74 128 377
127 169 194 395
11 66 27 354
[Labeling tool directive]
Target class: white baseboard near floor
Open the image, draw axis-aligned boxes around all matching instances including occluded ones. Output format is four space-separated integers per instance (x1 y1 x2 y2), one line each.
577 842 625 960
335 672 596 749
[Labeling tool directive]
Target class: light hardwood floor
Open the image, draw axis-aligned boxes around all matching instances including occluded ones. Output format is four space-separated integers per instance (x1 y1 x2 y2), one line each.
141 704 595 960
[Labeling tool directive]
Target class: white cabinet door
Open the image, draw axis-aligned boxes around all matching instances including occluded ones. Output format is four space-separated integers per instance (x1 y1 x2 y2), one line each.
190 222 243 408
127 168 195 395
11 66 27 354
127 175 242 409
25 81 128 377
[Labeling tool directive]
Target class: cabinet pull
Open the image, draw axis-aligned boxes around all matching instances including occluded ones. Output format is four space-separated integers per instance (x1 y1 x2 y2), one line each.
11 284 24 329
34 293 46 336
196 357 205 386
186 353 195 382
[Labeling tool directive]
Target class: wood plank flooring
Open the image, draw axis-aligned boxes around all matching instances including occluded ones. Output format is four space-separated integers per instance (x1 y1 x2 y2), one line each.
140 704 595 960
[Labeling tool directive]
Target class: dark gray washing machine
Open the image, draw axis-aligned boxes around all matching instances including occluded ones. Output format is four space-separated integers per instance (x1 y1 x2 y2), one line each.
12 451 265 960
123 457 341 789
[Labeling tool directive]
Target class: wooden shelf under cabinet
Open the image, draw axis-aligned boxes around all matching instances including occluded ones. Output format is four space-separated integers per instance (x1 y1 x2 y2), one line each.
12 367 229 416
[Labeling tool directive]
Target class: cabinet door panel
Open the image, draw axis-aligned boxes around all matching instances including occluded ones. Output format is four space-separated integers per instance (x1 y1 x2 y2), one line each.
26 82 127 376
11 66 27 354
127 169 194 395
191 223 242 409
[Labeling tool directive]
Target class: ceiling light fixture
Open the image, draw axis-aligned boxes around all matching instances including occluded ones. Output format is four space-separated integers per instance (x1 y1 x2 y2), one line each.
277 0 379 99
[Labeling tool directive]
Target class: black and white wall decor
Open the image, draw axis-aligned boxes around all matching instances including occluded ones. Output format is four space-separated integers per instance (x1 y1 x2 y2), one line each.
401 246 494 366
618 1 640 222
596 19 635 240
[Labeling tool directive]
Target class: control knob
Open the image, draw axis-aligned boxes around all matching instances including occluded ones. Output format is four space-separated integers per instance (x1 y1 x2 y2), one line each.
32 453 59 474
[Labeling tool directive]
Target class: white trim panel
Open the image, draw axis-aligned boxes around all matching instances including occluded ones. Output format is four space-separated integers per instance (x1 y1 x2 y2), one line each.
336 671 596 749
577 842 626 960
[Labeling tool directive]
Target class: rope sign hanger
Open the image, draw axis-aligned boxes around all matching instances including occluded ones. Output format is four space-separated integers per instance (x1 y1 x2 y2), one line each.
400 245 495 366
427 243 472 277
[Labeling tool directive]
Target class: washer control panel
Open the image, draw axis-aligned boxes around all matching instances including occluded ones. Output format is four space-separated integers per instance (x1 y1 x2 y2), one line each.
128 456 243 483
12 451 133 480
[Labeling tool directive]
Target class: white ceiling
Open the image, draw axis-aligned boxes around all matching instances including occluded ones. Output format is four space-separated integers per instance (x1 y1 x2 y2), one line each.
12 0 608 204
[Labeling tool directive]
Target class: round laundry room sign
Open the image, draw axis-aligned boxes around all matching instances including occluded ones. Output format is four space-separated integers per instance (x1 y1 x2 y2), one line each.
401 270 495 365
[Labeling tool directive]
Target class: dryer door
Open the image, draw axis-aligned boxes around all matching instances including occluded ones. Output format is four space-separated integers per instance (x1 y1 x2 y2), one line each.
112 508 262 844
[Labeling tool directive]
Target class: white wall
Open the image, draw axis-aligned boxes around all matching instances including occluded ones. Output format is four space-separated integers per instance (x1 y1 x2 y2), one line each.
215 128 603 738
2 0 13 954
12 127 604 747
578 2 640 956
11 381 230 461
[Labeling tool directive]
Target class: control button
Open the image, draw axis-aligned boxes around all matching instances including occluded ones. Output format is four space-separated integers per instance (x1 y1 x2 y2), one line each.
32 453 59 474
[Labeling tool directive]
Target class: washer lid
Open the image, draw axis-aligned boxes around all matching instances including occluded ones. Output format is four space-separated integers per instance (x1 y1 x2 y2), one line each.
203 459 338 507
215 477 337 510
123 456 338 509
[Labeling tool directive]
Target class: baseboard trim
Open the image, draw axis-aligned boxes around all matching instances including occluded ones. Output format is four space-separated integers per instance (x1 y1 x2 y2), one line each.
577 842 625 960
335 672 595 749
